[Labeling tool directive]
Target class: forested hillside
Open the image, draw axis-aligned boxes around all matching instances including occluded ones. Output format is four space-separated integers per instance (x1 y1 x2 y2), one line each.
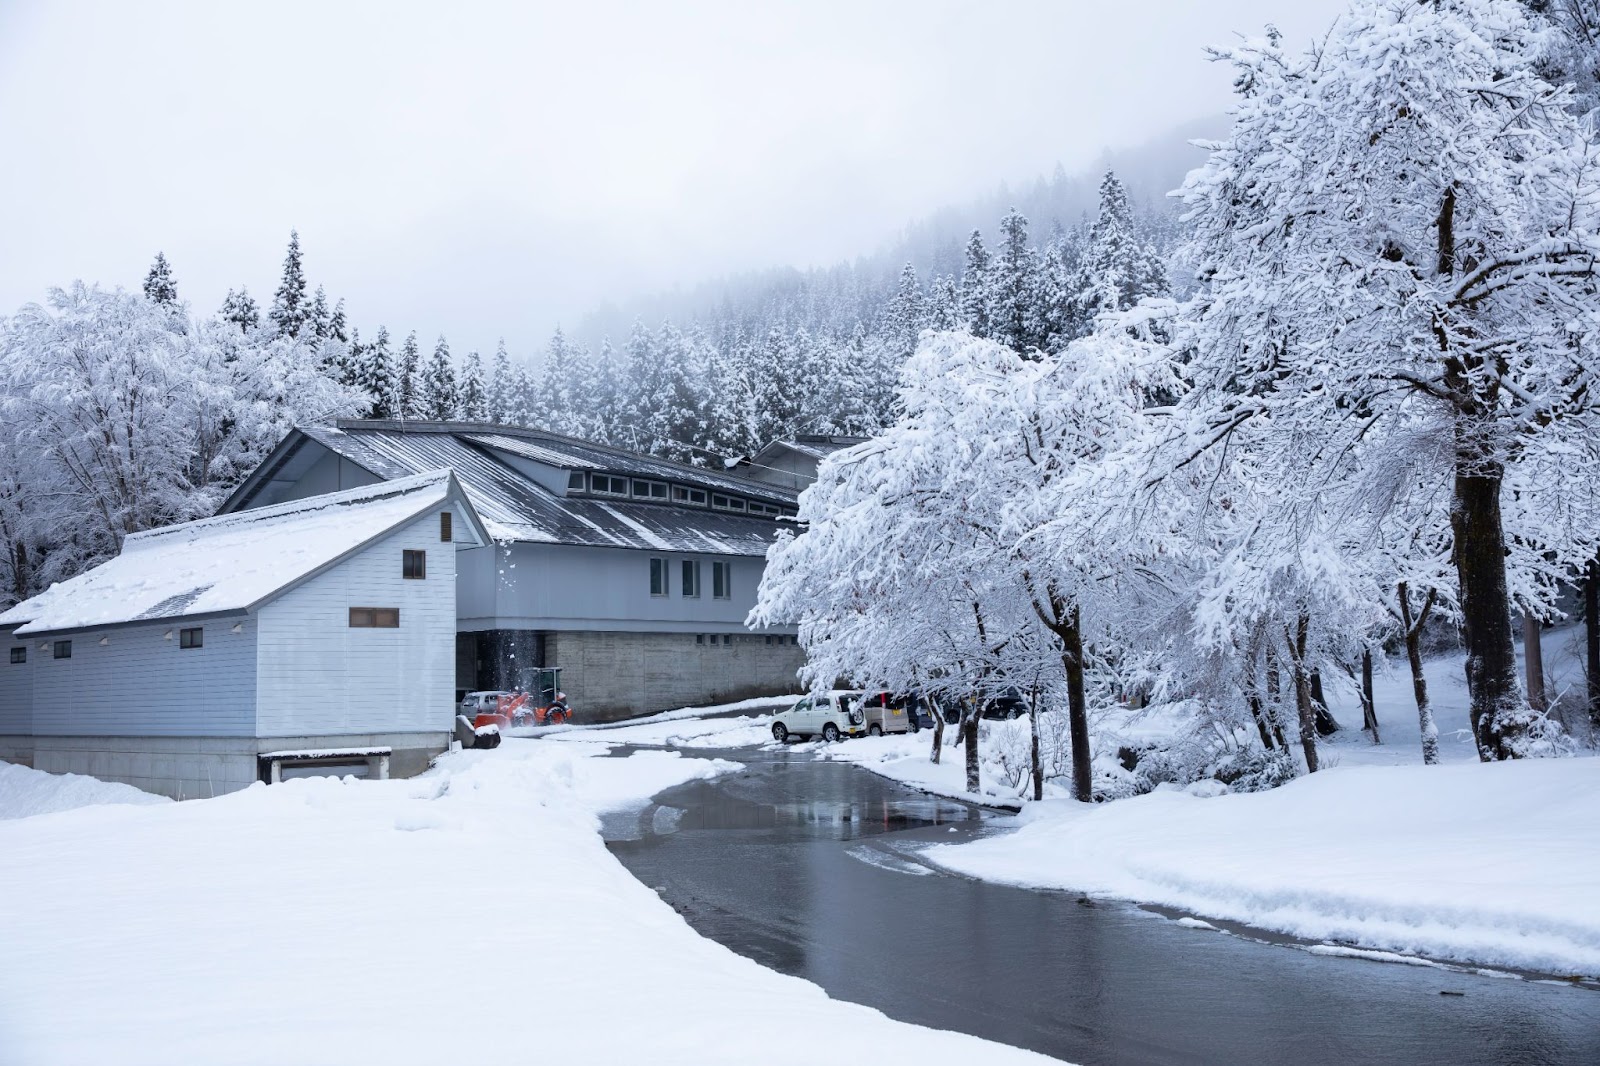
0 161 1174 608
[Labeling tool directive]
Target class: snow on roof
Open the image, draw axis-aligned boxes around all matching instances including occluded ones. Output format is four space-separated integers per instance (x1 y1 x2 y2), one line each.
0 470 457 635
292 424 788 557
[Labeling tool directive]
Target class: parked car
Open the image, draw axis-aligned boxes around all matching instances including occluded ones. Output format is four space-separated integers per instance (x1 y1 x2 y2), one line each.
857 691 939 735
771 691 867 742
940 688 1028 724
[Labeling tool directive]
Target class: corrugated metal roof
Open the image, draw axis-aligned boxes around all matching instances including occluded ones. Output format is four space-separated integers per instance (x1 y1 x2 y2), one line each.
298 425 789 557
2 470 458 634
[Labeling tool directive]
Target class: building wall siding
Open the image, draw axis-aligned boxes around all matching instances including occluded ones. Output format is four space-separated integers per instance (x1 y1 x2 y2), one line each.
458 541 792 634
547 630 803 720
23 618 257 737
255 510 457 737
1 633 33 736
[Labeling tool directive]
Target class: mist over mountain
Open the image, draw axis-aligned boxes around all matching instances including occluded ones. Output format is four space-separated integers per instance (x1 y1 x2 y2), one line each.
570 116 1222 350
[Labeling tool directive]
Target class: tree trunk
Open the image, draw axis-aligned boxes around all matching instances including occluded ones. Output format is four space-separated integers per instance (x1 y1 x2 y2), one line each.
962 703 980 794
1523 612 1546 715
1029 691 1043 802
1062 606 1092 803
1246 691 1275 751
1309 670 1339 736
1288 615 1320 773
1587 557 1600 731
1450 464 1526 760
1265 647 1289 750
1397 582 1440 765
1361 649 1379 744
928 697 944 765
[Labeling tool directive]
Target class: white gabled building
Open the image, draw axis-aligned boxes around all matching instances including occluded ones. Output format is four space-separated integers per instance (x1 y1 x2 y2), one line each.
0 469 487 799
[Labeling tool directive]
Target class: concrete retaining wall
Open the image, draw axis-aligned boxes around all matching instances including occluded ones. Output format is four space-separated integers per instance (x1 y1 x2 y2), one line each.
23 731 448 800
547 630 804 721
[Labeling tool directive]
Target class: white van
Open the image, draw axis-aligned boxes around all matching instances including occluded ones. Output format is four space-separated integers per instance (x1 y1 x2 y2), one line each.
770 691 867 742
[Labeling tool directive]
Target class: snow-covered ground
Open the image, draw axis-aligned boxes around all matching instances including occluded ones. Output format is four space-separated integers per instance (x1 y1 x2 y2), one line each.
796 632 1600 976
0 761 171 820
928 756 1600 976
0 738 1052 1066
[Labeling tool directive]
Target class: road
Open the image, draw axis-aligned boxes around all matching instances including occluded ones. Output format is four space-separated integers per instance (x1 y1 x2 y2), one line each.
602 746 1600 1066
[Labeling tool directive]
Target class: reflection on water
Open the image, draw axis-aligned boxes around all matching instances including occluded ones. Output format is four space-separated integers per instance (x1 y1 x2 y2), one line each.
606 748 1600 1066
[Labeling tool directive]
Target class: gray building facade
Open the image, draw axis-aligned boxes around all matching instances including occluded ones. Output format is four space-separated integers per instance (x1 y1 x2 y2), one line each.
221 421 806 719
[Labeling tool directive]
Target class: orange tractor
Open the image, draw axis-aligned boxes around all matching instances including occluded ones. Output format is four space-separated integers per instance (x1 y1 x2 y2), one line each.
466 668 571 730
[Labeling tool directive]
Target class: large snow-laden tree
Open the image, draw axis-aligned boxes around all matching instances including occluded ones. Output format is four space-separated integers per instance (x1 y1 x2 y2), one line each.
1172 0 1600 760
0 284 364 607
756 328 1178 801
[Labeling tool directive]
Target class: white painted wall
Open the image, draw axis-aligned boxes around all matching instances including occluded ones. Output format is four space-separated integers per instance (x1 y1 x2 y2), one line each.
255 508 457 737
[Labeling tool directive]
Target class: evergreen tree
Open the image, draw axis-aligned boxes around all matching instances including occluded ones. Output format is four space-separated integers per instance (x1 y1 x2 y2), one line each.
1079 171 1169 322
459 350 487 421
357 326 395 418
959 230 992 338
487 340 513 423
219 288 260 333
395 331 421 417
329 298 349 344
143 252 178 307
987 210 1047 354
343 327 364 388
926 274 962 332
306 285 332 341
268 229 308 338
422 336 458 419
882 263 927 359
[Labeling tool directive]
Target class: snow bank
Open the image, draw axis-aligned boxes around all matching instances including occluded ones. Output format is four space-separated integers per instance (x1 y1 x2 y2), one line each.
0 741 1053 1066
0 761 171 820
809 731 1029 810
926 757 1600 975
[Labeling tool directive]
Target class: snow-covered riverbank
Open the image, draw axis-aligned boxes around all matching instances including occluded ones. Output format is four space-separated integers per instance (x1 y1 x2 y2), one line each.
927 755 1600 976
0 741 1054 1066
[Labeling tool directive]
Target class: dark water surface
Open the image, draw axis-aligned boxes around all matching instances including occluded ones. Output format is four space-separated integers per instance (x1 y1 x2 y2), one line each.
603 747 1600 1066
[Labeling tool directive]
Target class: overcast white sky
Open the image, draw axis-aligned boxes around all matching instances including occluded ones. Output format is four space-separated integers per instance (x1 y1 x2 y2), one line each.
0 0 1347 357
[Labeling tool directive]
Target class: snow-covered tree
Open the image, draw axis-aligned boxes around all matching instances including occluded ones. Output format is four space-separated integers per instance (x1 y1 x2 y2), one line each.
1168 0 1600 759
268 229 308 339
219 288 259 333
142 253 178 307
487 339 513 424
422 336 458 420
458 349 487 421
394 331 421 418
357 326 395 419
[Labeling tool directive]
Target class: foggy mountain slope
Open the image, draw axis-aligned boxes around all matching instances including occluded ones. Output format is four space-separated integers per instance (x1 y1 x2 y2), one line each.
571 116 1221 348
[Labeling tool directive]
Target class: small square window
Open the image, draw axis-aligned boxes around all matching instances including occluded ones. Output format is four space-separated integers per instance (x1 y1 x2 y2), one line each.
712 561 731 600
649 557 668 596
673 486 708 506
349 607 400 628
403 549 427 579
9 646 24 664
568 471 584 490
440 512 452 542
681 560 700 598
695 633 705 645
53 640 71 659
179 627 203 649
722 634 733 646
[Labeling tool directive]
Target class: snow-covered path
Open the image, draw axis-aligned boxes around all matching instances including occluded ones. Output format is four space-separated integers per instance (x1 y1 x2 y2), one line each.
0 741 1054 1066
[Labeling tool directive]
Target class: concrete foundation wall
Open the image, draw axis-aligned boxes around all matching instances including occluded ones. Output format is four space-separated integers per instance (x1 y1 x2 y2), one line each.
547 630 803 721
23 731 448 800
0 734 33 767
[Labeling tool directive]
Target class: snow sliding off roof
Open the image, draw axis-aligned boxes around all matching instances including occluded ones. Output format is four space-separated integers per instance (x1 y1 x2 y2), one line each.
0 471 459 635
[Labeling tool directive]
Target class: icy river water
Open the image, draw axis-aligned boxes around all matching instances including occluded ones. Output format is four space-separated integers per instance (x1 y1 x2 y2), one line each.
602 746 1600 1066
